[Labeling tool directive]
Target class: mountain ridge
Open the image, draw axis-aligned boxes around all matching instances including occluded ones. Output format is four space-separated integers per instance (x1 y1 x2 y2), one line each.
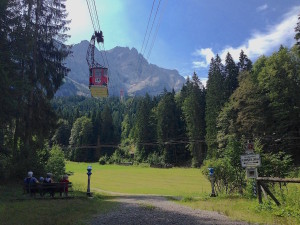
56 40 185 97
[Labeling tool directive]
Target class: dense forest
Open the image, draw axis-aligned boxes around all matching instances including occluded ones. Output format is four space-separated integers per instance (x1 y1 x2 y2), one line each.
0 0 300 182
50 44 300 171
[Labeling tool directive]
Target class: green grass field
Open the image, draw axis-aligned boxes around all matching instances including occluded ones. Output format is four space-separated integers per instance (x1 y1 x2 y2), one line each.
0 184 116 225
66 161 211 196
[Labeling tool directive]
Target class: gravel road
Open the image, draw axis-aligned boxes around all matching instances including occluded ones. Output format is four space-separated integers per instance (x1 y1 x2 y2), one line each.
89 193 250 225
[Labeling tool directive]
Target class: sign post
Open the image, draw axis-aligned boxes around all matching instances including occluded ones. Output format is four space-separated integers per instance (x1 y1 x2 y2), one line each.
241 141 261 197
208 168 216 197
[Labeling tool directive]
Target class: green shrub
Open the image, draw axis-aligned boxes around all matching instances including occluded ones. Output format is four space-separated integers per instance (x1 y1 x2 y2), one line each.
110 148 131 164
99 155 109 165
45 145 65 180
202 138 246 194
147 152 165 166
259 152 293 178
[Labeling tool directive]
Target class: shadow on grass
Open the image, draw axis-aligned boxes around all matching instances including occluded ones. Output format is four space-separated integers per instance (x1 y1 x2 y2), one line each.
0 183 117 225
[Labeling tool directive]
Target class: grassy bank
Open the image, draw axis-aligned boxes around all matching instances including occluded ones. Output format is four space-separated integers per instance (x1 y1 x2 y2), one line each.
66 161 211 196
0 184 116 225
173 193 300 225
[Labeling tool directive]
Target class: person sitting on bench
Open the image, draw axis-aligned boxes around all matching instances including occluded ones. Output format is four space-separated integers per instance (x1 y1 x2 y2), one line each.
44 173 53 183
60 174 69 196
24 171 38 184
24 171 39 195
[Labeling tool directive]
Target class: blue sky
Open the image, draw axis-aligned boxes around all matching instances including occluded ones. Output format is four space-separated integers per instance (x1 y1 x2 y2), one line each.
66 0 300 84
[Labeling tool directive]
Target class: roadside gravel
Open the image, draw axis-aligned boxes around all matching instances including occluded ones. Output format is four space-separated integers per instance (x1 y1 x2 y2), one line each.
90 194 250 225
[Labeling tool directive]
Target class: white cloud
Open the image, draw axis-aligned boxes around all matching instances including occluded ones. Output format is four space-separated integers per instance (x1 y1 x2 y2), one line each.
257 4 268 12
192 48 215 68
199 77 208 87
196 6 300 64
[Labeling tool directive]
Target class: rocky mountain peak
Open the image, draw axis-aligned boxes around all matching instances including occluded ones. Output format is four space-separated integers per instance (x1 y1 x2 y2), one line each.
56 41 185 97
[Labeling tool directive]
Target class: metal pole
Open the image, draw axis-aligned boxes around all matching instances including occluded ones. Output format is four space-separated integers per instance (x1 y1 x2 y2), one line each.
87 165 92 197
210 176 216 197
208 168 216 197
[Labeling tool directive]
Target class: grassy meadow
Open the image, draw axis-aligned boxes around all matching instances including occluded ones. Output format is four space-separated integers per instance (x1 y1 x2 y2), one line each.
66 161 211 196
0 184 116 225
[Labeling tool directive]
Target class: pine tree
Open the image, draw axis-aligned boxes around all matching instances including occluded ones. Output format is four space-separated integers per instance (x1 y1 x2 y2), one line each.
205 55 226 158
182 72 206 167
224 52 239 98
157 90 182 164
295 14 300 47
237 50 252 72
134 94 157 161
1 0 71 172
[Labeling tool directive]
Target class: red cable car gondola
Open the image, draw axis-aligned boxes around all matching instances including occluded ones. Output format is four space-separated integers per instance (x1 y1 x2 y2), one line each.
86 31 109 97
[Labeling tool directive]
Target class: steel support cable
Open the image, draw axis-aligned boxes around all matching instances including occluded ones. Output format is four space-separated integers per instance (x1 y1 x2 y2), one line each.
86 0 96 31
140 0 156 55
91 0 101 31
128 0 159 103
142 0 162 56
91 0 110 71
88 0 99 32
133 0 157 82
62 136 300 150
147 0 168 60
86 0 110 71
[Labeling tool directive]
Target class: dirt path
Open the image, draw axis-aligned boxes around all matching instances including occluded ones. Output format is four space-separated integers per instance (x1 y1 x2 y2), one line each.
89 190 249 225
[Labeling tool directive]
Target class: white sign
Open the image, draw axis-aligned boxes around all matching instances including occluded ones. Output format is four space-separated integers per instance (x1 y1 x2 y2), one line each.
241 154 261 167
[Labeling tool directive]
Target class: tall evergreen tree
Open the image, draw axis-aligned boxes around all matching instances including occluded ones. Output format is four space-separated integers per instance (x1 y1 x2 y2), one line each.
224 52 239 98
0 0 71 175
295 13 300 47
157 90 182 164
237 50 252 72
205 55 226 158
182 72 206 167
134 94 157 161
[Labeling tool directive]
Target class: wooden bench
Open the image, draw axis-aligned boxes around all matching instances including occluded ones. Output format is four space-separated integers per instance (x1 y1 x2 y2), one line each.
23 182 72 198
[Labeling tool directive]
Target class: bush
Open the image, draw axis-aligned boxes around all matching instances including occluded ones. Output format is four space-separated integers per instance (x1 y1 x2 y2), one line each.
147 152 165 166
110 148 131 164
99 155 109 165
259 152 292 178
202 138 246 194
45 145 65 180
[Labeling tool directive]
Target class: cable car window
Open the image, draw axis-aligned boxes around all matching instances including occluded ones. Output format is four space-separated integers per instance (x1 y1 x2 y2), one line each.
94 69 101 77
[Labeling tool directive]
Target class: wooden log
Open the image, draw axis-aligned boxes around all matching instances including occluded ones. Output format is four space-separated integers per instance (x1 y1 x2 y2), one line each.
260 182 281 206
257 180 262 204
257 177 300 183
